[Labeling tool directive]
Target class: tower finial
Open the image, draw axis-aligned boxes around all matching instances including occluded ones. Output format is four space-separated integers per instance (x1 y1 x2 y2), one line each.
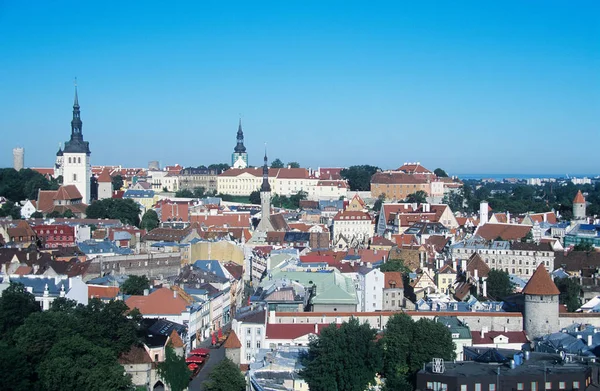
73 77 79 107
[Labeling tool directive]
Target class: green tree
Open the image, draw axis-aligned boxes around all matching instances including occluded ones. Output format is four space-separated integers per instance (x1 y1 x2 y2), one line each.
175 189 194 198
373 193 386 212
121 275 150 296
289 190 308 209
157 345 191 391
47 210 62 218
193 187 206 198
521 230 533 243
0 283 40 341
62 209 74 218
442 189 465 212
379 314 455 390
574 242 594 252
0 168 58 202
112 175 124 191
271 158 284 168
85 198 141 227
434 168 448 177
405 190 427 204
300 318 382 391
141 210 160 231
249 190 261 205
0 341 33 391
38 335 133 391
486 269 515 299
380 259 411 274
0 201 21 219
208 163 230 173
340 165 380 191
203 357 245 391
555 277 582 312
30 211 44 219
288 161 300 168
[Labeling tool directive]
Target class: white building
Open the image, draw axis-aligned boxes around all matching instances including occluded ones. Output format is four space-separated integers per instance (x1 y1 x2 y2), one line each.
19 200 37 219
1 275 89 310
332 210 374 249
357 267 384 312
232 309 267 365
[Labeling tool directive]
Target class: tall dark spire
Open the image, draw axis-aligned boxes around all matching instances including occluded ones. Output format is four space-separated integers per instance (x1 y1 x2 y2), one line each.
234 118 246 153
63 80 90 154
260 145 271 192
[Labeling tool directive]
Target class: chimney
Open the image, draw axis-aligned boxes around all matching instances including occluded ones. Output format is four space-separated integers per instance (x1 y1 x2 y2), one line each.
314 323 318 334
461 259 467 272
506 211 511 223
143 289 149 296
588 335 593 346
482 278 487 298
173 290 178 298
269 310 276 324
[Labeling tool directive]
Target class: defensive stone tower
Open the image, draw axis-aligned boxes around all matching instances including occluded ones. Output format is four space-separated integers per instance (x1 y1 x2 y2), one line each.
573 190 586 222
523 263 560 340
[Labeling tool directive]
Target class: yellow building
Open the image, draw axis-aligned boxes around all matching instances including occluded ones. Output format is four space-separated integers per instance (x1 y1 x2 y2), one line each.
189 240 244 266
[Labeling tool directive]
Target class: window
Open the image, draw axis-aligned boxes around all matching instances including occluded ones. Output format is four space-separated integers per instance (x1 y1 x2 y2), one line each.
73 173 77 181
460 386 467 391
531 382 537 391
246 354 251 361
573 381 580 389
475 384 481 391
246 341 251 348
559 382 566 389
247 328 251 335
517 384 524 390
256 341 261 348
545 382 552 390
489 385 495 391
256 328 261 335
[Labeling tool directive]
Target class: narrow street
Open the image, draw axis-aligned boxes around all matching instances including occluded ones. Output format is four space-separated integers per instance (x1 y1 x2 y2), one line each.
188 344 226 390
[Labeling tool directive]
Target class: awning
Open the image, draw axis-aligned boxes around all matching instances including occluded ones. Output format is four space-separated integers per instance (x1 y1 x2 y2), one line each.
186 356 205 364
190 348 210 356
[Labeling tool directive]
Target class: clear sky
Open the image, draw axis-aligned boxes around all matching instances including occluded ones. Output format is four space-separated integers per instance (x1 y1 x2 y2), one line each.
1 1 598 175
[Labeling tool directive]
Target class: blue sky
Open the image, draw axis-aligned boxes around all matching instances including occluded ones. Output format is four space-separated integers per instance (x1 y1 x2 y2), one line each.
1 1 598 175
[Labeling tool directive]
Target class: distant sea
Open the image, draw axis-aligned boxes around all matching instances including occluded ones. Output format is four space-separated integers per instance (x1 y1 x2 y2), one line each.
455 174 598 181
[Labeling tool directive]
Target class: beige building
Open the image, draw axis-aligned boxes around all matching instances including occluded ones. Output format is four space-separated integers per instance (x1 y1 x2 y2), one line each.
217 167 347 199
188 240 245 266
332 210 374 248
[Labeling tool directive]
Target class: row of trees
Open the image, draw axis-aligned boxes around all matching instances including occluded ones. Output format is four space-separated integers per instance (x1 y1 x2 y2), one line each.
0 168 60 202
270 159 300 169
300 315 455 391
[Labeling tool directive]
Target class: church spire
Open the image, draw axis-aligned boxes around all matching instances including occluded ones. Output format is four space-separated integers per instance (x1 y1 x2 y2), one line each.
73 78 79 108
234 117 246 153
261 144 271 192
63 80 90 154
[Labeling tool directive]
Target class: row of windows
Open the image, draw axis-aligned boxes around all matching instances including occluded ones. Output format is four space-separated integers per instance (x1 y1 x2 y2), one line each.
444 380 581 391
66 157 83 164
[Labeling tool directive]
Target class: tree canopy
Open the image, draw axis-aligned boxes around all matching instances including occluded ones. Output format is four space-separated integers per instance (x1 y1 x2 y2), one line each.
0 201 21 219
380 258 411 274
555 277 582 312
288 161 300 168
85 198 141 227
120 275 150 296
300 318 382 391
249 190 261 205
434 168 448 177
141 209 160 231
175 189 194 198
486 269 515 300
574 242 594 252
405 190 428 204
379 314 455 390
271 158 285 168
271 191 307 210
0 168 59 202
208 163 230 173
157 345 191 391
0 285 139 389
203 357 246 391
111 175 124 191
340 165 380 191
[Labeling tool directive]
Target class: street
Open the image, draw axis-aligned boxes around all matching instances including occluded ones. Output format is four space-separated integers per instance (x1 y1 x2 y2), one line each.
188 343 226 390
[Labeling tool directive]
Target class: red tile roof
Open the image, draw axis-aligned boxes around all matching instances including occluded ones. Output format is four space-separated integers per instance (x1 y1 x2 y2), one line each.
527 212 558 225
125 288 189 315
223 330 242 349
31 168 55 176
97 169 112 183
88 285 120 300
371 171 429 185
475 223 532 241
55 185 83 201
522 263 560 296
397 163 433 174
13 265 33 275
466 253 490 278
169 329 184 348
265 323 335 340
333 210 372 221
471 331 528 345
118 345 153 365
384 271 403 289
190 213 251 228
574 190 585 204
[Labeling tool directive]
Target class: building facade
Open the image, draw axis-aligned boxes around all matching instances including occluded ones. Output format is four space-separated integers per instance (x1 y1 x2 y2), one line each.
231 119 248 168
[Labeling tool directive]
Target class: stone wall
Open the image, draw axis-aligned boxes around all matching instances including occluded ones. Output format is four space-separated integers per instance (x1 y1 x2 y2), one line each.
88 252 182 278
270 310 523 332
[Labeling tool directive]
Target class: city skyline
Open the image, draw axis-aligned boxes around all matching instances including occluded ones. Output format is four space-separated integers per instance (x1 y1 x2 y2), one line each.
1 1 598 174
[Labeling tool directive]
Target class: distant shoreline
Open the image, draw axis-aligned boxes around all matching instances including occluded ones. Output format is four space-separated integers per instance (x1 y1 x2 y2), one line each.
455 174 598 181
